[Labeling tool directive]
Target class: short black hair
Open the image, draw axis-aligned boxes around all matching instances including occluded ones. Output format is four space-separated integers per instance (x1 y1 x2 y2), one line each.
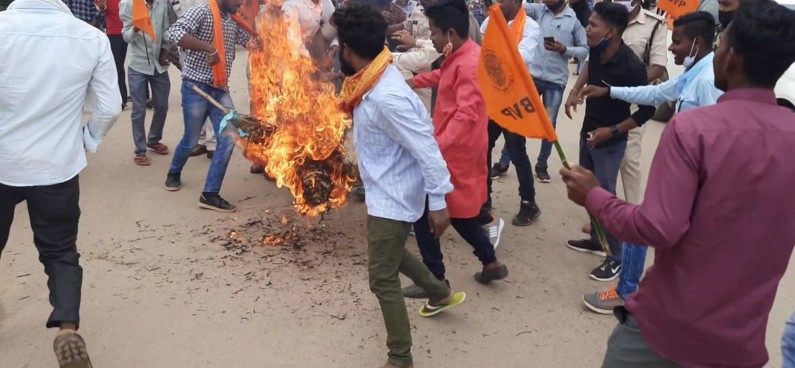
673 11 716 46
423 0 470 38
332 5 387 60
593 2 630 35
726 0 795 87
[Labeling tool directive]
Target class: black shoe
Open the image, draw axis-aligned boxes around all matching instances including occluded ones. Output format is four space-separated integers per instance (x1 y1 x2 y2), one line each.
190 144 208 157
489 163 509 179
474 264 509 284
199 194 236 213
566 239 606 257
535 165 551 183
590 259 621 282
146 99 154 110
206 150 215 159
165 173 182 191
512 200 540 226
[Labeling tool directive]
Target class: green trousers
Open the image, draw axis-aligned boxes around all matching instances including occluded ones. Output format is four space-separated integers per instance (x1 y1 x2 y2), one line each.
367 215 450 367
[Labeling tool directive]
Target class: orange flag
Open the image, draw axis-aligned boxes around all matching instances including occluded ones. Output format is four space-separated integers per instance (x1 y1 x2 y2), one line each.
132 0 156 42
476 7 557 142
657 0 699 21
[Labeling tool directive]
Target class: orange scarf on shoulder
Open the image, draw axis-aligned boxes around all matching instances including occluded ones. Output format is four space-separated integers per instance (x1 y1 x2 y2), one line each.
510 10 526 45
209 0 228 89
340 47 393 113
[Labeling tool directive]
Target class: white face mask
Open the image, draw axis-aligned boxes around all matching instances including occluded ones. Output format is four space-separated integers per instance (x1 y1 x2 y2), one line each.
615 0 635 12
683 39 699 69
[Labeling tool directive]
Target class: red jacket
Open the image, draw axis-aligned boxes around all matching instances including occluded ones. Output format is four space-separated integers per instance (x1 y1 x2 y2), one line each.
413 39 488 219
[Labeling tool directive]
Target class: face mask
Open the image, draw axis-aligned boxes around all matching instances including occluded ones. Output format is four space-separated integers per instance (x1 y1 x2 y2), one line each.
683 39 699 69
592 37 610 53
615 0 635 12
546 0 564 11
718 10 735 29
442 33 453 57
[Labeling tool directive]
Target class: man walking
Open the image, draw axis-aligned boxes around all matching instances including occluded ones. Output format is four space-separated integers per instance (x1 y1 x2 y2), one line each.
164 0 252 212
335 5 466 367
561 1 795 365
107 0 129 109
121 0 172 166
565 2 655 282
0 0 121 365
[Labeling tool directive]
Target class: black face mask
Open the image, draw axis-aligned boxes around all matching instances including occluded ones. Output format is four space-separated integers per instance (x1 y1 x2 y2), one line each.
338 45 357 76
718 10 735 29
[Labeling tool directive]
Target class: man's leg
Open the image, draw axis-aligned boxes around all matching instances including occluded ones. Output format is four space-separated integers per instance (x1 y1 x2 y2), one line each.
0 183 25 258
146 70 171 148
128 68 149 157
108 35 128 104
615 242 647 300
587 140 627 262
367 215 444 367
203 87 236 194
534 79 565 181
24 176 82 329
503 131 540 226
451 217 497 268
168 81 209 180
486 119 503 204
619 125 645 205
203 120 217 151
784 311 795 368
412 206 446 281
602 308 685 368
498 145 511 166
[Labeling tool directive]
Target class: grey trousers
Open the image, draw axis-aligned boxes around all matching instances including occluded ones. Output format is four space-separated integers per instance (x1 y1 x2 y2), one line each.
602 307 684 368
129 68 170 155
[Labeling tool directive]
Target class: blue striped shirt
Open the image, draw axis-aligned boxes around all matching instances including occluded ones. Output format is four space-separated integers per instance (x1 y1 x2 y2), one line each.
353 65 453 223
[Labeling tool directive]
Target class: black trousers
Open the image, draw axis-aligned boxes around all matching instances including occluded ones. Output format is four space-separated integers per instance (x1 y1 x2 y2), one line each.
108 34 128 103
0 176 83 328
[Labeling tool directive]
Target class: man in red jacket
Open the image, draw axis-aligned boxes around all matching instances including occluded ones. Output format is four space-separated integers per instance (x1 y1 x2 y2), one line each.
106 0 128 109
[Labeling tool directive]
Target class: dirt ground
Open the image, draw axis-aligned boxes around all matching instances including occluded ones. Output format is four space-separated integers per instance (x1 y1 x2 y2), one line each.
1 50 794 368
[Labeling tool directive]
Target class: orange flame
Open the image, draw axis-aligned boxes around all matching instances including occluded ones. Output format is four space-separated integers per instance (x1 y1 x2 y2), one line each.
244 5 357 217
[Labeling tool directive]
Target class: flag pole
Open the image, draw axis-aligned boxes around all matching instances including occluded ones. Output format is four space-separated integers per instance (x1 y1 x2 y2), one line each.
553 140 612 257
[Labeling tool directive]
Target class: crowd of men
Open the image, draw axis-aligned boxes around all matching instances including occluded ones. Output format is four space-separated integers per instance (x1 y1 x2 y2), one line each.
1 0 795 367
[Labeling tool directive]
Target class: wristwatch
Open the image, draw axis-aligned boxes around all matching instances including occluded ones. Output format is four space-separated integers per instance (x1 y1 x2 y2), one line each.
610 125 621 138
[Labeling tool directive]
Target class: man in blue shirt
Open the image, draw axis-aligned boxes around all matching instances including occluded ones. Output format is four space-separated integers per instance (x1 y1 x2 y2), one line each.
334 5 466 367
575 11 722 314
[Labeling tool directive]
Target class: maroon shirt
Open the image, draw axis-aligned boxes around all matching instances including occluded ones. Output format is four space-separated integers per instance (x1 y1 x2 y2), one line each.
105 0 123 35
585 88 795 367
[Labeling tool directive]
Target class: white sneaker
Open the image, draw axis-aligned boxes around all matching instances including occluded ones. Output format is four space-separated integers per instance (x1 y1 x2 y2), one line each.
483 217 505 249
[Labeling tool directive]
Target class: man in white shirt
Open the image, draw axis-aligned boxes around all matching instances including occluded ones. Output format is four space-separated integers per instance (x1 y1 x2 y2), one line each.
0 0 121 366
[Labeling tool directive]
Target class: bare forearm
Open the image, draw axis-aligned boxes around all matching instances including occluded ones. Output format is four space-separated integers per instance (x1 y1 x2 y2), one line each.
616 118 639 134
647 65 666 83
387 23 405 34
570 61 589 93
178 35 215 53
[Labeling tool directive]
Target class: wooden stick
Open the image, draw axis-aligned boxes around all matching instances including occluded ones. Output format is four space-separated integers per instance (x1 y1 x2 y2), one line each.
191 85 230 114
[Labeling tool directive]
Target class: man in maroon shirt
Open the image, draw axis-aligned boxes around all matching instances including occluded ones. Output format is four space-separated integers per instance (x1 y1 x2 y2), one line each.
560 0 795 366
106 0 127 109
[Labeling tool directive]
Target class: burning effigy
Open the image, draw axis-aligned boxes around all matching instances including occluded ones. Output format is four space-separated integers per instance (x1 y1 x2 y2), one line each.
236 3 359 217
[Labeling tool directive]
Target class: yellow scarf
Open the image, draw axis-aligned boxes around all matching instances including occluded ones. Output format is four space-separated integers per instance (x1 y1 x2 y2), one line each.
209 0 228 89
340 47 393 113
511 10 526 45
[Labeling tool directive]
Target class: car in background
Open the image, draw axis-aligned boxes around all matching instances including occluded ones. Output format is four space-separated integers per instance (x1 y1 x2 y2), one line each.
775 0 795 109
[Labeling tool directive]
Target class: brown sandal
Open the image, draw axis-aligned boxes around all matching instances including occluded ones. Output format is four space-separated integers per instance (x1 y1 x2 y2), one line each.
147 143 170 155
133 155 151 166
53 330 93 368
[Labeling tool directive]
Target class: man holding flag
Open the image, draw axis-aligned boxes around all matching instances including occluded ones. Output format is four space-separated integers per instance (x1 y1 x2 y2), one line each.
121 0 172 166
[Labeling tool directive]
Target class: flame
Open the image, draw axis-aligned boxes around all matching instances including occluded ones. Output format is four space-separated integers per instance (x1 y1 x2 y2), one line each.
244 4 357 217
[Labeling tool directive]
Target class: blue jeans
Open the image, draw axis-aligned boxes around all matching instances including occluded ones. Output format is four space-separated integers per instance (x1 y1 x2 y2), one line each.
497 79 565 169
615 242 647 300
784 311 795 368
579 137 627 262
168 80 236 193
487 120 537 203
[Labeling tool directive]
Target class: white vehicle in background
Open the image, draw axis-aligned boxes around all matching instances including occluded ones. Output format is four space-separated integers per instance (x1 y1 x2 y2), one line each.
775 0 795 109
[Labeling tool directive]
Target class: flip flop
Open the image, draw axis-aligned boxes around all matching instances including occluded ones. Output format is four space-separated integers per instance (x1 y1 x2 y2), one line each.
53 331 93 368
133 155 151 166
418 291 466 318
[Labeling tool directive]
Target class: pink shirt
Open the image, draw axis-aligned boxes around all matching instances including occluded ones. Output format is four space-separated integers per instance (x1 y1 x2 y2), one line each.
586 89 795 367
413 40 488 219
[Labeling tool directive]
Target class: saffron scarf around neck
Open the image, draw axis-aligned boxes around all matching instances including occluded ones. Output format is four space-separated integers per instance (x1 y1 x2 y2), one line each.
209 0 228 89
510 10 525 45
340 47 393 114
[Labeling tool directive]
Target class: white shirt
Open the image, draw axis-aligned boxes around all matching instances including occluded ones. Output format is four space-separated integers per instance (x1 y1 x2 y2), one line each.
0 0 121 186
481 15 541 75
282 0 335 44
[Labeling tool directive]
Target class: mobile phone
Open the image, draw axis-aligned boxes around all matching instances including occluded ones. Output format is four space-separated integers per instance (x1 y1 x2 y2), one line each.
544 36 555 43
